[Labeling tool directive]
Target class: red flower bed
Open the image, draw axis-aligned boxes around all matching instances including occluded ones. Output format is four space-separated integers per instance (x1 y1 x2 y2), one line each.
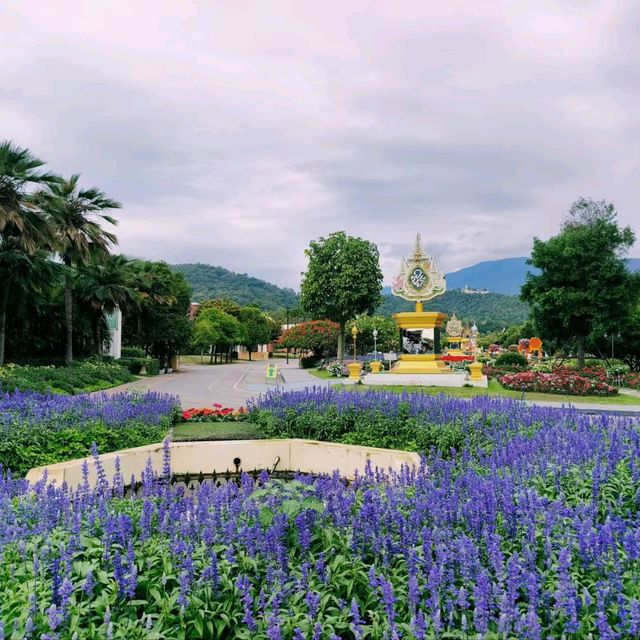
623 372 640 390
499 370 618 397
552 365 609 383
441 355 475 362
182 404 248 422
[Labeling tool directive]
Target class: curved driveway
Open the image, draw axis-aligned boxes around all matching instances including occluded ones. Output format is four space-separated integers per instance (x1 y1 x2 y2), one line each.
104 360 337 408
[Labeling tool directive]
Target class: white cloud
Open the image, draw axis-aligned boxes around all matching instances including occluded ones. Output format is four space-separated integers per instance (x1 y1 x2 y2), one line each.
1 0 638 288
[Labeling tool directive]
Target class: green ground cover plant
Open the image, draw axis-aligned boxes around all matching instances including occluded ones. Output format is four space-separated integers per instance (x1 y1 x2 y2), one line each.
0 360 135 394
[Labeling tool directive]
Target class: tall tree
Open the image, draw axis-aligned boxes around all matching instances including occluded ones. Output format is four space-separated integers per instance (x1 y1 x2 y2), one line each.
521 198 636 368
193 307 245 364
75 255 140 356
0 141 59 365
300 231 383 360
238 306 271 360
122 261 192 368
43 174 121 364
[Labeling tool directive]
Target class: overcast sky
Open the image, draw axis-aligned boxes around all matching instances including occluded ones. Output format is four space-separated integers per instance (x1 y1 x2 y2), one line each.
2 1 639 288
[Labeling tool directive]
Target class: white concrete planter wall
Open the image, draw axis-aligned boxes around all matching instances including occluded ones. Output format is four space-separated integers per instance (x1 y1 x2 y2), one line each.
26 439 421 489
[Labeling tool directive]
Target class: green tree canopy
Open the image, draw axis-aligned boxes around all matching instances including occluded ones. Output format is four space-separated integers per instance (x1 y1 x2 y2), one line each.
521 198 637 368
238 306 271 360
347 315 399 355
300 231 383 360
193 307 245 363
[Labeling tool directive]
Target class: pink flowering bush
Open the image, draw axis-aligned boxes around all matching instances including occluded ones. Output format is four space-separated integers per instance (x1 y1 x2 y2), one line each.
499 370 618 396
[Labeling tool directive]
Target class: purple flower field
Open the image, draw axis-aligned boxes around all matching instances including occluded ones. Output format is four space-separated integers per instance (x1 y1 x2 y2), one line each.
0 392 639 638
0 390 179 476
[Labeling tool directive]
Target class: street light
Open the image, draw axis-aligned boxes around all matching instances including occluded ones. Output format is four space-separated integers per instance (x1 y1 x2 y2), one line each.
285 307 290 364
351 324 358 361
373 328 378 362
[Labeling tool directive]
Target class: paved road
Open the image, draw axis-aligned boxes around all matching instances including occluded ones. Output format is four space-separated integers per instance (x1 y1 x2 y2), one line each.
103 361 640 415
103 359 341 408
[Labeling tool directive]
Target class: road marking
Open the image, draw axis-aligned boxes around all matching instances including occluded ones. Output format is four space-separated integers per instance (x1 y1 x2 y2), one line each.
233 367 251 391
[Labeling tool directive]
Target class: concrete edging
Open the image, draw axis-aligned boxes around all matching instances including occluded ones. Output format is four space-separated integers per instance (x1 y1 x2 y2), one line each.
25 439 422 489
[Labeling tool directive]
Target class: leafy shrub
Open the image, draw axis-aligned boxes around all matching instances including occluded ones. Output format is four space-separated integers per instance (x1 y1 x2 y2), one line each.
0 361 135 394
326 361 349 377
494 351 528 367
0 390 179 475
299 355 319 369
117 356 160 376
623 372 640 389
121 346 146 358
499 370 618 396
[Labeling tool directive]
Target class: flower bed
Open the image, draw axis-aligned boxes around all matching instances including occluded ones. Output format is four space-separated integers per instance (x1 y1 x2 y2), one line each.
0 390 179 476
2 404 640 637
182 405 248 421
248 388 582 452
499 369 618 396
623 372 640 389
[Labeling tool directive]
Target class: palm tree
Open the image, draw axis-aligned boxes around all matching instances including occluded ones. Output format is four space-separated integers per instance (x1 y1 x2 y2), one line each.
0 140 59 365
75 255 140 356
0 250 63 364
43 174 121 364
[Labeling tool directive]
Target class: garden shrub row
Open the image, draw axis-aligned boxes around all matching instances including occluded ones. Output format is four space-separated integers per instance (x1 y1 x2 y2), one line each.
116 356 160 376
0 360 135 394
0 390 179 476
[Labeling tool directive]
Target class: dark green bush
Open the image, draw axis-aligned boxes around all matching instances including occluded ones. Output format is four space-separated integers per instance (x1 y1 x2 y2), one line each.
121 347 146 358
494 352 528 367
116 357 160 376
300 356 319 369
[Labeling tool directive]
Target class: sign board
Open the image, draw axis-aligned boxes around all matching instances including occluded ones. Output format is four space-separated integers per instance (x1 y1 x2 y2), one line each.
265 363 278 383
383 352 398 362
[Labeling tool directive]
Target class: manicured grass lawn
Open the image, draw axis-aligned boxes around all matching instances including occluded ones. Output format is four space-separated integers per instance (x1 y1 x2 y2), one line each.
342 378 640 405
309 369 333 379
172 421 265 441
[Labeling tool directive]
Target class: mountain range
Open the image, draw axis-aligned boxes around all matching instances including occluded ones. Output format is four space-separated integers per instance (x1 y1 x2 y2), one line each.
171 256 640 331
445 256 640 295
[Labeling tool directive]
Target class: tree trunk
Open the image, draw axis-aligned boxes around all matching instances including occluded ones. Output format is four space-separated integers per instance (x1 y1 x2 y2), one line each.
337 323 345 361
249 348 252 361
94 313 103 358
64 270 74 365
200 347 204 364
210 345 214 364
576 334 585 369
0 279 10 366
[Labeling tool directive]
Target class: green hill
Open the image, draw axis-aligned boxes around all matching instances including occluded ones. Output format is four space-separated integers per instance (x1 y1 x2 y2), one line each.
172 263 529 330
377 289 529 332
171 263 299 310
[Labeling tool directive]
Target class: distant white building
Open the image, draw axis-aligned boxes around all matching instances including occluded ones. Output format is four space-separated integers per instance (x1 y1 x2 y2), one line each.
462 285 490 295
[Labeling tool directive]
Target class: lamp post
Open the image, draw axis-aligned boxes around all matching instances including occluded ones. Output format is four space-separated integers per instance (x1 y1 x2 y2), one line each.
351 324 358 361
604 331 621 360
373 328 378 362
285 307 290 364
347 324 362 379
